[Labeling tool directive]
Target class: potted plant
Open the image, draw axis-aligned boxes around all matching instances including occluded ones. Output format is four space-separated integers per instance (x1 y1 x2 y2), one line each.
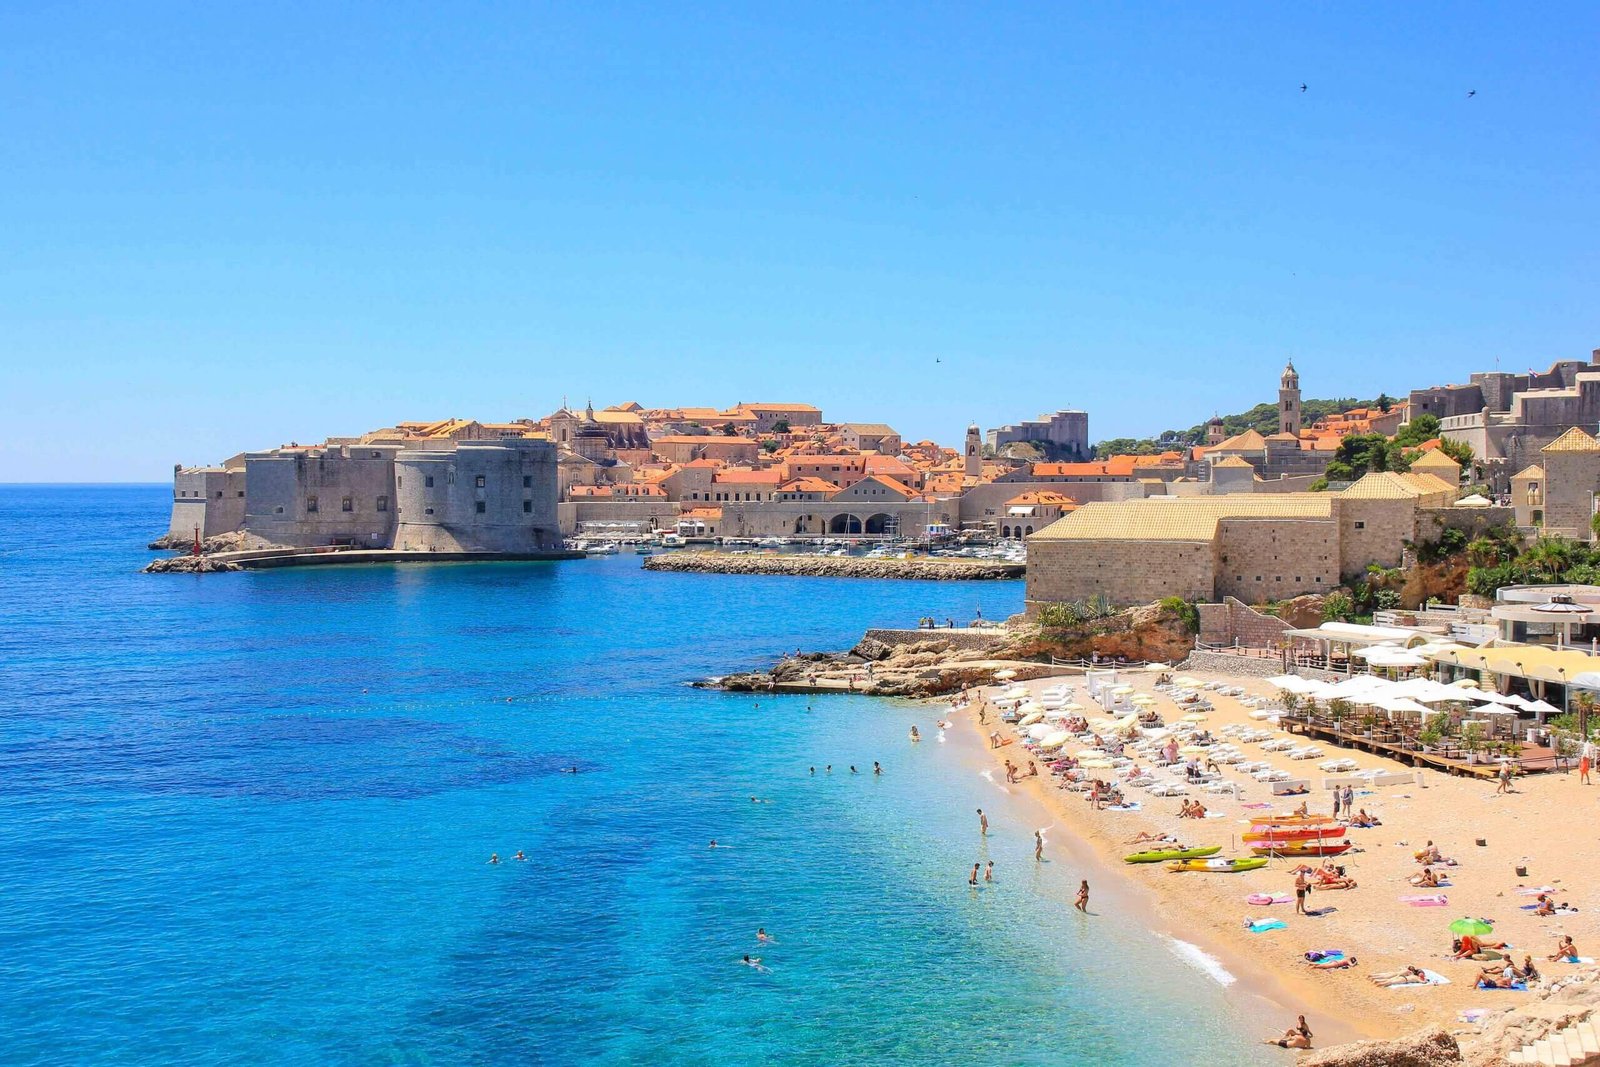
1461 721 1487 765
1417 718 1445 753
1281 691 1301 719
1329 698 1354 733
1359 711 1380 738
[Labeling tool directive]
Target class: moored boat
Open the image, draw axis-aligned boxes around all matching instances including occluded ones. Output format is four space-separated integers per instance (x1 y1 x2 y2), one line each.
1243 826 1347 843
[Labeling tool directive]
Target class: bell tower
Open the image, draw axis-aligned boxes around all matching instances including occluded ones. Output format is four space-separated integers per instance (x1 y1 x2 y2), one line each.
1279 361 1302 437
964 423 982 478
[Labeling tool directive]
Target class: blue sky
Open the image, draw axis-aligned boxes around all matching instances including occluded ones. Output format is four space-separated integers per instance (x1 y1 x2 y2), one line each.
2 3 1596 481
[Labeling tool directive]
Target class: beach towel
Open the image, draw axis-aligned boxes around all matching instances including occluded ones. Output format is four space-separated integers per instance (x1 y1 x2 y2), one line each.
1556 956 1593 964
1245 919 1287 933
1515 886 1556 896
1402 895 1449 907
1241 802 1271 809
1105 802 1142 812
1475 981 1527 991
1304 950 1344 962
1247 893 1293 906
1388 969 1452 989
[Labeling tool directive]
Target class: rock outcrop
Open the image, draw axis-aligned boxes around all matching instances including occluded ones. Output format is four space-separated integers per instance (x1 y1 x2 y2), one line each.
147 530 273 554
644 553 1023 581
1301 1026 1462 1067
142 555 241 574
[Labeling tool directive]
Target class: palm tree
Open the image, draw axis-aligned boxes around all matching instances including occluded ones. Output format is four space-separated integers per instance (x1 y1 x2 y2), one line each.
1574 690 1596 743
1525 537 1576 582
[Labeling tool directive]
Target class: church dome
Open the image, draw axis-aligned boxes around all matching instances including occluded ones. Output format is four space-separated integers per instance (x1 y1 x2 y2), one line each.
1281 361 1300 388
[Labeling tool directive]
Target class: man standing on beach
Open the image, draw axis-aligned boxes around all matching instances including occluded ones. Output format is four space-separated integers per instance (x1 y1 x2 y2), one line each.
1342 784 1354 814
1497 762 1513 795
1035 830 1044 862
1295 870 1310 915
1332 788 1342 819
978 809 988 836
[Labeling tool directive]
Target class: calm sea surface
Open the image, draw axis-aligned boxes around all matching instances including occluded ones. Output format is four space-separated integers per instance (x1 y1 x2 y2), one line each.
0 486 1273 1065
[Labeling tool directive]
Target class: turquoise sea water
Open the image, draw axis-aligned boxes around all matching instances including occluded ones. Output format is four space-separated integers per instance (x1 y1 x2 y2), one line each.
0 486 1275 1065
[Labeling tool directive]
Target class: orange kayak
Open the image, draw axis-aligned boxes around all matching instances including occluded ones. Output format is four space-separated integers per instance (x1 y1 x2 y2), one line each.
1245 826 1347 843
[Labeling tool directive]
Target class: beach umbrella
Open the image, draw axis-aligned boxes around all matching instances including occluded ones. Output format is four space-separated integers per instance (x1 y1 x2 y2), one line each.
1001 686 1030 700
1449 917 1495 937
1451 678 1481 689
1026 723 1053 740
1179 744 1208 755
1130 694 1156 705
1040 730 1071 749
1110 684 1135 695
1182 712 1208 722
1079 758 1114 770
1018 712 1043 727
1174 676 1201 688
994 668 1018 680
1060 702 1085 713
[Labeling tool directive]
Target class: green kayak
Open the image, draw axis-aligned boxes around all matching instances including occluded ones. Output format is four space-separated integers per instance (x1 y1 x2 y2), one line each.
1166 857 1269 873
1123 845 1222 864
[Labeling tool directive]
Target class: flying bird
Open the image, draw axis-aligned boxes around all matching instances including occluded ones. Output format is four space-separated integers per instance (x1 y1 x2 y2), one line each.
1300 83 1307 92
1467 89 1476 98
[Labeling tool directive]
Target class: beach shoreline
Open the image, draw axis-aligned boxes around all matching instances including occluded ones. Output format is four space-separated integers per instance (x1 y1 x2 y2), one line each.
933 668 1600 1059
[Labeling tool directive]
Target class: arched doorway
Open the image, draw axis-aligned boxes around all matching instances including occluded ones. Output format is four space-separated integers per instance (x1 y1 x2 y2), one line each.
1001 525 1011 538
864 513 893 535
829 514 862 535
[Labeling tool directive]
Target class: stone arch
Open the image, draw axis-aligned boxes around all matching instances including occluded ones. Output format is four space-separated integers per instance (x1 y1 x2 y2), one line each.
864 513 893 535
1001 524 1011 538
829 514 862 535
1024 525 1033 536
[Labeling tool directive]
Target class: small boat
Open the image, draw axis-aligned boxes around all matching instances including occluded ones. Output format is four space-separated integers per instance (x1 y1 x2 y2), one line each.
1249 841 1353 857
1262 814 1335 825
1166 857 1268 874
1243 826 1347 843
1125 846 1221 864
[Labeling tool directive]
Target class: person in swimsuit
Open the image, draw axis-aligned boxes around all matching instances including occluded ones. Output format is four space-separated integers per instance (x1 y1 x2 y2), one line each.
1294 870 1310 915
512 850 527 862
756 928 775 944
910 726 921 742
487 853 500 865
1075 880 1089 912
969 863 980 887
1263 1016 1312 1049
1035 830 1044 862
740 955 768 972
985 861 994 883
1368 966 1426 987
978 809 988 836
1549 935 1579 962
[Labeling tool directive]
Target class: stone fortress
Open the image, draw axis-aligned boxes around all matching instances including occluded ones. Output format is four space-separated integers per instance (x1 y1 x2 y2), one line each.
1416 348 1600 493
168 437 563 555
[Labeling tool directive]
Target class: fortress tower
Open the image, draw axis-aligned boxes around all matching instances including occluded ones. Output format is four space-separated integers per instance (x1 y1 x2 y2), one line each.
965 422 982 477
1279 361 1302 437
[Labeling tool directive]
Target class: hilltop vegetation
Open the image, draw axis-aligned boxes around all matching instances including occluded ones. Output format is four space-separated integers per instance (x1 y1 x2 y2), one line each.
1091 395 1393 457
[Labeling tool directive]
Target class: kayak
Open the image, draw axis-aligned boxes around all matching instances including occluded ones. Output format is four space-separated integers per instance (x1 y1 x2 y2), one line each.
1124 846 1221 864
1249 841 1353 857
1244 826 1347 843
1262 814 1335 825
1166 857 1269 873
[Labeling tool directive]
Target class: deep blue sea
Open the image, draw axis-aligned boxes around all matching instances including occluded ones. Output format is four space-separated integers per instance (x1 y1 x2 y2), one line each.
0 486 1274 1065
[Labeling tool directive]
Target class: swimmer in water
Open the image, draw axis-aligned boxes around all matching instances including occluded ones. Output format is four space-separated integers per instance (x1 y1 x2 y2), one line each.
873 762 882 775
850 766 858 774
909 726 921 742
985 861 994 883
740 954 768 972
756 928 775 944
709 840 731 849
559 766 579 774
513 850 527 862
488 854 500 865
978 809 988 836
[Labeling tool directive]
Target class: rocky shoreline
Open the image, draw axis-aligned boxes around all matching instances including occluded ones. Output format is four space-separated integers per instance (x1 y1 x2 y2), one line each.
643 552 1023 581
143 554 242 573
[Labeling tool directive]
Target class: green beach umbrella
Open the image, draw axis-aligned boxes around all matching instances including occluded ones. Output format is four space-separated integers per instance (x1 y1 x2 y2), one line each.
1450 917 1494 937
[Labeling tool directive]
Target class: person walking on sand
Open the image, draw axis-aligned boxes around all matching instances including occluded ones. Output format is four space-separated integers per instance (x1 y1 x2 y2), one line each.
1035 830 1044 862
1075 880 1089 912
1497 762 1513 795
978 809 988 836
1582 746 1592 785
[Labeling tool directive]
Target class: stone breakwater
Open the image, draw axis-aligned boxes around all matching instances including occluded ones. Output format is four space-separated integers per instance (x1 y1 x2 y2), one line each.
643 553 1023 581
144 555 242 573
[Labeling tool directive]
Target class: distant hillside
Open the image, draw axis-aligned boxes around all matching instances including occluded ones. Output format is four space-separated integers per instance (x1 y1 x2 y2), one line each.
1092 396 1393 457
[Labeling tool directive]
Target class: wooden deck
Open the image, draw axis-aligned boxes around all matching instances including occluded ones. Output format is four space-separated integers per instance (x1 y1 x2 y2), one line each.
1281 717 1563 778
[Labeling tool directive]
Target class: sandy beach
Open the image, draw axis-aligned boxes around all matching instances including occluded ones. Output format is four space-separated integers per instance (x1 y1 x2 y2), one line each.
947 668 1600 1053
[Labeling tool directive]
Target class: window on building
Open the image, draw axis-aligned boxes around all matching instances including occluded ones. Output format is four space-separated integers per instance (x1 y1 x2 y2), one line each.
523 500 532 513
306 496 319 513
447 471 455 485
424 507 434 515
377 496 388 512
523 475 532 488
342 497 353 512
237 490 244 497
371 451 381 459
215 490 223 499
475 475 486 488
275 506 284 514
475 501 487 514
1354 521 1365 530
425 476 434 488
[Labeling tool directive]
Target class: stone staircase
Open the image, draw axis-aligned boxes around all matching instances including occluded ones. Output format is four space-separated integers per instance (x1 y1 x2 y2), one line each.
1508 1016 1600 1065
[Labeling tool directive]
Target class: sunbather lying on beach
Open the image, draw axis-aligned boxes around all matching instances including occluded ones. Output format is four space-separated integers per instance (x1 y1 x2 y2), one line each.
1453 935 1508 959
1307 955 1357 970
1311 864 1357 890
1368 966 1426 986
1476 972 1519 989
1349 809 1380 828
1126 832 1177 845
